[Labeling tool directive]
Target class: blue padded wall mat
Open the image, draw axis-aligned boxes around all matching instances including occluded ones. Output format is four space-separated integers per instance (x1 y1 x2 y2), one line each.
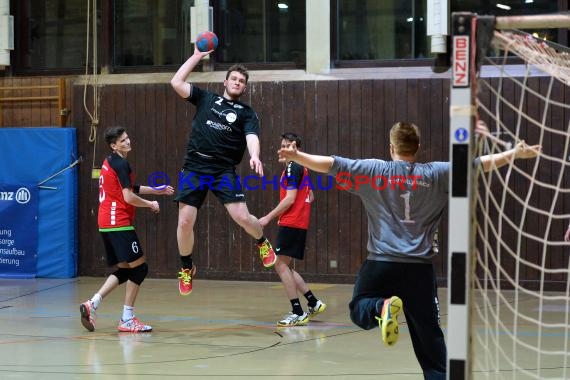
0 127 78 278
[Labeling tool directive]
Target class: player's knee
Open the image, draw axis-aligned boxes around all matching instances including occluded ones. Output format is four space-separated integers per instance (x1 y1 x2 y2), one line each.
231 213 250 227
178 216 195 231
128 263 148 285
274 258 289 273
112 267 129 285
178 206 197 230
348 300 373 330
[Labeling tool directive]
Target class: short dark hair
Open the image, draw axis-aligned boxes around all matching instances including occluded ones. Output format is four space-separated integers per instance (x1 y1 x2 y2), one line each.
226 64 249 83
389 122 420 156
104 126 126 146
281 132 301 148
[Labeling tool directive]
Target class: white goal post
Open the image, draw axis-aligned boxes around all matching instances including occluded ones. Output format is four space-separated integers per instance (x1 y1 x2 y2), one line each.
448 12 570 380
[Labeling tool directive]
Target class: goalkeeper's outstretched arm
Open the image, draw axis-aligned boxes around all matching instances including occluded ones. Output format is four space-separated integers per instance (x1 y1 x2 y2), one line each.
278 142 334 173
475 121 541 172
478 140 542 172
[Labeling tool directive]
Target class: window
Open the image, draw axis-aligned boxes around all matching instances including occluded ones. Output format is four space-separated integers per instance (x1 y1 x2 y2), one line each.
5 0 565 74
113 0 188 68
8 0 306 74
335 0 429 61
212 0 306 66
452 0 559 43
334 0 563 66
12 0 91 72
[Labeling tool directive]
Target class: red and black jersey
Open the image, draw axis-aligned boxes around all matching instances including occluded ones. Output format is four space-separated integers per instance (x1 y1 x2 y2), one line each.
98 153 136 229
278 161 311 230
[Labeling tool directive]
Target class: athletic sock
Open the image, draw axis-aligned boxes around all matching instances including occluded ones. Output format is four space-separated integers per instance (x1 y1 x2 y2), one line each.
256 236 267 245
304 290 317 308
290 298 303 316
180 255 193 270
91 293 102 309
122 305 134 322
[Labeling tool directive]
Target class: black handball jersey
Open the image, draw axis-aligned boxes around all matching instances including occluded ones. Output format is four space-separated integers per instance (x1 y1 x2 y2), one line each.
183 86 260 170
98 152 136 229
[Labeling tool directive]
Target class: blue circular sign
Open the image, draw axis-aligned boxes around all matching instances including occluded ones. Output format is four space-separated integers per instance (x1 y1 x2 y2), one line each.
455 128 469 142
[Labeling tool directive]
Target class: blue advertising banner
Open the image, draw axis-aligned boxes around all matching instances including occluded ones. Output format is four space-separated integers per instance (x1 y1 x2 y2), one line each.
0 183 38 278
0 128 77 278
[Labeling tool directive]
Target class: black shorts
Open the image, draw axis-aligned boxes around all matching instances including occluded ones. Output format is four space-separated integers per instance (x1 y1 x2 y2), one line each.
175 168 246 208
276 226 307 260
100 229 144 266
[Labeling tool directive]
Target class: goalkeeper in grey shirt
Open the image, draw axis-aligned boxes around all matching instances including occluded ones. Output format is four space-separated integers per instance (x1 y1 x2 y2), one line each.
278 121 540 380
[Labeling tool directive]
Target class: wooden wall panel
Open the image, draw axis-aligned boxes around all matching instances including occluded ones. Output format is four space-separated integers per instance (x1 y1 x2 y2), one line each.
313 81 331 278
49 75 562 290
325 81 342 279
301 82 317 275
358 80 374 274
429 78 449 281
524 77 542 286
549 80 567 285
347 81 363 274
0 76 73 127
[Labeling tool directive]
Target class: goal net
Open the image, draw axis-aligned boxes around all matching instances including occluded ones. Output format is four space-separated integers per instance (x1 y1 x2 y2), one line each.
467 15 570 380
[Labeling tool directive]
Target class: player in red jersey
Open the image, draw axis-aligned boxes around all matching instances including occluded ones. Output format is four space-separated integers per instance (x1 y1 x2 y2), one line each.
259 133 326 326
80 126 174 333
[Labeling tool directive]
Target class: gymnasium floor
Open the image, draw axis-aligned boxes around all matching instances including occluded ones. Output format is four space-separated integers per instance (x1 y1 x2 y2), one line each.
0 277 567 379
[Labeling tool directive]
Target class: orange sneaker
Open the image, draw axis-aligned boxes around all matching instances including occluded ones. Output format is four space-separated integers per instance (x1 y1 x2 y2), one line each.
257 238 277 268
178 266 196 296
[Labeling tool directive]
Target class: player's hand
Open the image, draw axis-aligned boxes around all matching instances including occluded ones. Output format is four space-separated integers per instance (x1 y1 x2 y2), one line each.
565 226 570 242
278 141 298 161
194 45 213 59
149 200 160 213
514 140 541 159
157 185 174 196
475 120 490 137
258 215 270 228
250 156 264 176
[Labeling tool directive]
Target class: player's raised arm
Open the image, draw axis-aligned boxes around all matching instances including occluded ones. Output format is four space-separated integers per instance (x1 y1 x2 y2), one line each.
278 142 334 174
170 46 211 99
